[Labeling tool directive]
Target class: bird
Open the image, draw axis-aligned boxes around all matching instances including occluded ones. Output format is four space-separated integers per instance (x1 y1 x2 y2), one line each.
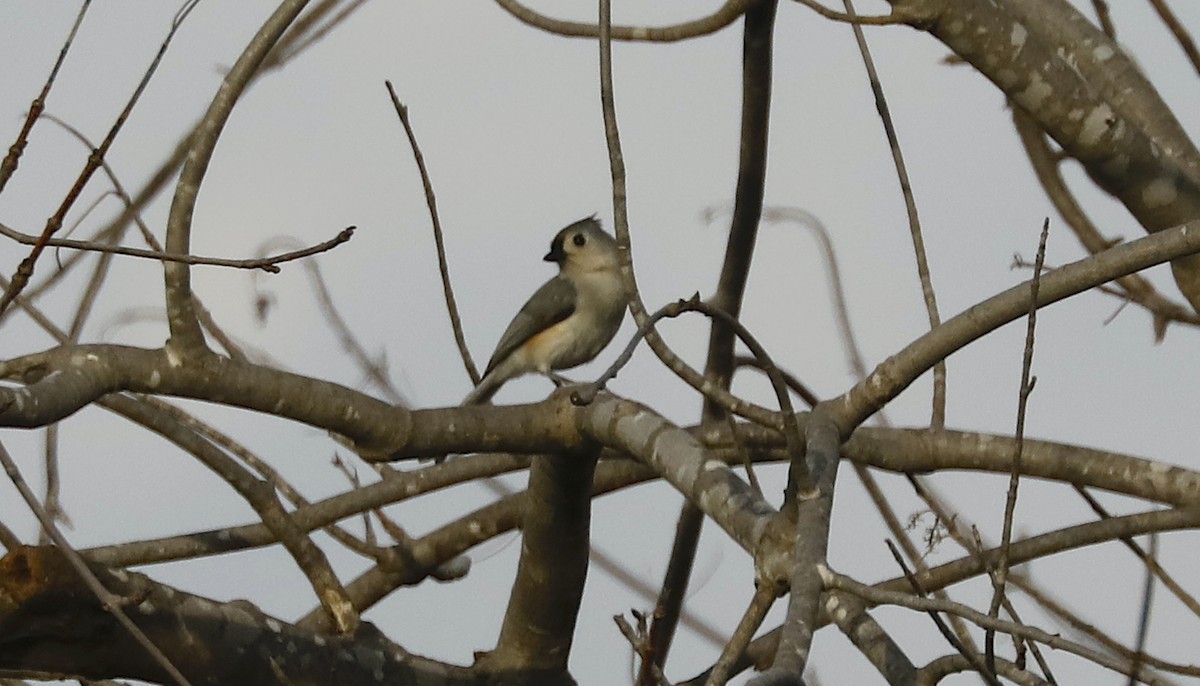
462 216 628 405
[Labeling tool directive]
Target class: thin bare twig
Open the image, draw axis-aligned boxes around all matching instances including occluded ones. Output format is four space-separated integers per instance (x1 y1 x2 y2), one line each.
576 295 808 491
758 207 868 382
724 411 764 498
39 427 64 546
595 0 784 434
1148 0 1200 76
705 582 777 685
887 540 1003 686
146 397 383 562
0 221 354 273
754 204 987 655
843 0 946 429
251 243 404 403
1092 0 1116 38
0 0 201 317
29 114 249 361
1129 533 1159 686
1072 486 1200 617
12 0 365 322
385 82 479 385
614 614 671 686
0 0 91 194
987 220 1048 669
102 394 359 635
0 439 193 686
0 520 22 552
829 565 1168 684
1012 573 1200 677
734 354 820 407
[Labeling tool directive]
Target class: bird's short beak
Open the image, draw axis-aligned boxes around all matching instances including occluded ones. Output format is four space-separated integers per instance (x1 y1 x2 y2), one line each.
544 245 566 263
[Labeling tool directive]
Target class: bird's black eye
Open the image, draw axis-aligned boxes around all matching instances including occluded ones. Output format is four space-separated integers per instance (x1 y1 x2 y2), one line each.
572 233 587 247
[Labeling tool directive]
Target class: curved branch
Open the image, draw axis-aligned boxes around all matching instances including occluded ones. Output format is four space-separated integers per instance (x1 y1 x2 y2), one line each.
0 344 411 455
831 221 1200 433
495 0 752 42
164 0 310 354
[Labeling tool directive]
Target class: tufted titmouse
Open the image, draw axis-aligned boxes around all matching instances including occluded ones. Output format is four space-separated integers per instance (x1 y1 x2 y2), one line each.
463 217 628 405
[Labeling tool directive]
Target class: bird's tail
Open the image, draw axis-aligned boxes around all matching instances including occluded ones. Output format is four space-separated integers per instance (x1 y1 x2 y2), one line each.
461 370 503 405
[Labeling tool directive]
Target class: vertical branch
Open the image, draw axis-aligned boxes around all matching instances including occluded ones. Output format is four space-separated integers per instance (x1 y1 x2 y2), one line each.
385 82 480 385
164 0 311 355
843 0 945 428
750 409 840 686
485 451 599 674
39 426 62 545
986 219 1048 669
638 3 777 682
1129 533 1158 686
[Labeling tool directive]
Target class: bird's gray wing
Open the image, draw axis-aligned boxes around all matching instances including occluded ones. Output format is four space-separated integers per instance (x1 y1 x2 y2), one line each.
484 276 577 376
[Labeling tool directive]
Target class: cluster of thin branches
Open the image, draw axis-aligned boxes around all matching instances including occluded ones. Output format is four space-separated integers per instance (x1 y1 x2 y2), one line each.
0 1 1199 685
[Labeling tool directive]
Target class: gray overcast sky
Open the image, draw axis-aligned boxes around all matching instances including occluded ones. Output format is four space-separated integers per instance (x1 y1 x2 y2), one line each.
2 1 1199 683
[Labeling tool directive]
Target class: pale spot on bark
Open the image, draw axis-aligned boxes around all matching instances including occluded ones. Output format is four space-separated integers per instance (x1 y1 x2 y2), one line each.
1016 72 1052 111
1142 177 1178 208
1010 23 1026 49
1079 104 1115 146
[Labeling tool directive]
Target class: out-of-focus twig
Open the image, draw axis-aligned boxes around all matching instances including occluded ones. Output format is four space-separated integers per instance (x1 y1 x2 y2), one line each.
0 0 201 317
1148 0 1200 76
0 0 91 194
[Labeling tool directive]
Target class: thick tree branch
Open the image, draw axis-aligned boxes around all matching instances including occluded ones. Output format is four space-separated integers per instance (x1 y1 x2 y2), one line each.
0 344 411 455
831 220 1200 432
888 0 1200 311
0 547 483 685
485 450 598 674
824 591 918 685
